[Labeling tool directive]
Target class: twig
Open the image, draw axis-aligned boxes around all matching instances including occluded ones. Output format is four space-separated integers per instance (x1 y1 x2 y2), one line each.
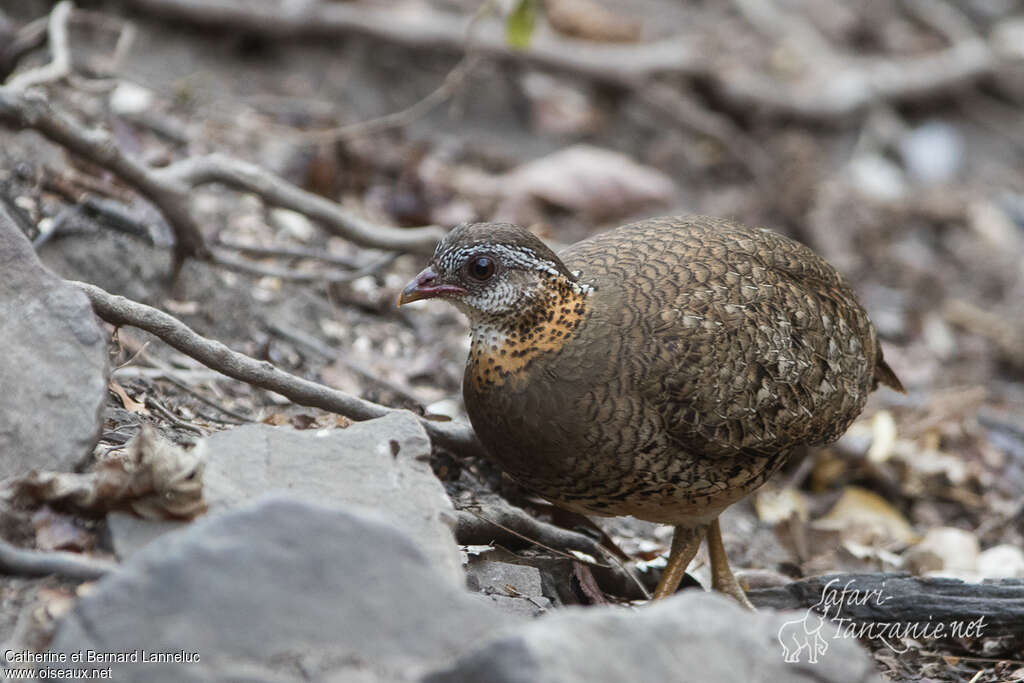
5 1 73 92
156 373 253 424
303 54 477 142
265 321 424 412
145 395 206 435
209 248 392 284
0 537 115 581
0 16 48 82
157 154 443 255
213 238 359 269
73 281 482 458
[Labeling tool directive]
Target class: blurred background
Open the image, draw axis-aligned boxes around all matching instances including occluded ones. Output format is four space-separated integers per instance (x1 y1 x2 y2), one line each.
2 0 1023 679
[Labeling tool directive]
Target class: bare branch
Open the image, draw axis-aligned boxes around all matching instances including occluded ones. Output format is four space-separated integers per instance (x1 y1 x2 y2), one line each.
158 154 444 255
0 87 210 264
72 281 482 458
124 0 705 87
0 16 48 82
126 0 1018 120
4 1 73 92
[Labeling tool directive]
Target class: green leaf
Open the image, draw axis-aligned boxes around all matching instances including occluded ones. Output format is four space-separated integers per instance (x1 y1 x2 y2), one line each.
505 0 538 50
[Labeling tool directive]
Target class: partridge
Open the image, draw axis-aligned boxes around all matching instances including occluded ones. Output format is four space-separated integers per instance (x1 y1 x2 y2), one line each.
399 215 903 606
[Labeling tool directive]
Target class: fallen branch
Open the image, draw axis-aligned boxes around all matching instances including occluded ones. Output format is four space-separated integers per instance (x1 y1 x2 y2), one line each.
0 538 115 581
72 281 482 458
0 87 210 267
0 16 48 82
157 154 443 255
125 0 1020 119
748 573 1024 636
125 0 704 86
4 1 72 92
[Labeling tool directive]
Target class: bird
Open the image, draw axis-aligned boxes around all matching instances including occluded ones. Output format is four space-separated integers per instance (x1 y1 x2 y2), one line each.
398 215 903 606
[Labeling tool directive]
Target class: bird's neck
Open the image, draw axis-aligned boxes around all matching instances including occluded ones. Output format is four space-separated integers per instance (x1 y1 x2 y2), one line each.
467 274 591 390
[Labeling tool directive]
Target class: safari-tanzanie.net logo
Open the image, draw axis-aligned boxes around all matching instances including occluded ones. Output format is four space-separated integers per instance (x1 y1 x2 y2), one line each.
777 577 987 663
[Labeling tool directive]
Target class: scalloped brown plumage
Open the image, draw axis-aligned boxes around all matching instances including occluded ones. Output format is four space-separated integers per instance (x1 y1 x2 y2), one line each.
400 215 903 605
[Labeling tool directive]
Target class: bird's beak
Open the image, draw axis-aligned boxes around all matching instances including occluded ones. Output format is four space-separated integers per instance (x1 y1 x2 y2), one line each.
397 267 467 306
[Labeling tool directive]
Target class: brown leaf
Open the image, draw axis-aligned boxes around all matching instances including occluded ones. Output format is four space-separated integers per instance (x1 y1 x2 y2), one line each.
473 145 674 223
108 381 148 414
545 0 643 42
14 425 206 520
32 507 94 552
813 486 919 546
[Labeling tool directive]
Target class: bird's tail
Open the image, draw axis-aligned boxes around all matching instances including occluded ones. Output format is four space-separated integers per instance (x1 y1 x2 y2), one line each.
874 349 905 394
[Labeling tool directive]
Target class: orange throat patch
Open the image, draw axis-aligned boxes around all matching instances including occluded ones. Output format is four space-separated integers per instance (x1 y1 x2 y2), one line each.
468 280 590 390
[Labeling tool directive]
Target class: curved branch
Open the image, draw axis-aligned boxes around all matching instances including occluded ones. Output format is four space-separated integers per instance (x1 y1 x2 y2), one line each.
158 154 443 255
72 281 482 458
0 87 211 263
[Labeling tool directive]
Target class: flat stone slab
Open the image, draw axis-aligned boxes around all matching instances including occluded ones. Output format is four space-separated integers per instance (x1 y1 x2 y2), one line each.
0 201 106 478
50 497 514 682
198 413 462 581
425 590 882 683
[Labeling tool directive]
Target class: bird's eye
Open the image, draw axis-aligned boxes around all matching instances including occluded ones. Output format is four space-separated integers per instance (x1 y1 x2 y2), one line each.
466 256 496 281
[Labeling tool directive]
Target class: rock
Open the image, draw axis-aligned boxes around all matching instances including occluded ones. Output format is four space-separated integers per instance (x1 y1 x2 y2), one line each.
899 121 964 185
198 413 462 581
978 544 1024 579
424 591 881 682
269 208 315 242
467 559 553 617
847 155 907 202
905 526 980 577
102 512 187 560
50 497 515 682
109 82 155 115
0 202 107 478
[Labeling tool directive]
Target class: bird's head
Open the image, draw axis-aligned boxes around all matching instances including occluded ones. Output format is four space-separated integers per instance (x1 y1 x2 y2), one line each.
398 223 581 324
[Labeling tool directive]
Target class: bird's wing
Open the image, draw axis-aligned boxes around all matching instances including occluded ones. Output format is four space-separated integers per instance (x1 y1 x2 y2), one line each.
639 256 876 459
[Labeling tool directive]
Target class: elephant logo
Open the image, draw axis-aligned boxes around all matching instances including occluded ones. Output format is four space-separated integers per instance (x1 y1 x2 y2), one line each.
778 601 832 663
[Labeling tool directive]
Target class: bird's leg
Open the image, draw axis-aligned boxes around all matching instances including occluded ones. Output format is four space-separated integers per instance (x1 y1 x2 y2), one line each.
707 517 755 610
652 524 705 599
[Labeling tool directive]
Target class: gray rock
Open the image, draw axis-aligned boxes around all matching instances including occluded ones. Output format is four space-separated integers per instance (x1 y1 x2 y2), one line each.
198 413 462 581
0 202 106 478
102 511 186 560
466 559 544 597
50 497 515 682
425 591 882 683
467 559 552 617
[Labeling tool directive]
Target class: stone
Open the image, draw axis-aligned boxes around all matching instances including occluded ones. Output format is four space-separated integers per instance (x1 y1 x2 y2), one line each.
899 121 964 185
198 413 462 581
424 591 882 683
467 559 552 617
0 201 107 478
978 544 1024 579
50 497 515 682
904 526 980 577
102 511 187 560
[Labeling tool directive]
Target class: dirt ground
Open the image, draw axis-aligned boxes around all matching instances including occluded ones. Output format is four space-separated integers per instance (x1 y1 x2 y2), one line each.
2 0 1024 680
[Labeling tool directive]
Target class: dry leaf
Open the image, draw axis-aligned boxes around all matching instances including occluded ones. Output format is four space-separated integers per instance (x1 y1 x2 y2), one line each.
754 486 809 524
867 410 896 463
32 507 93 552
813 486 919 546
455 145 674 224
14 425 206 520
108 381 148 414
